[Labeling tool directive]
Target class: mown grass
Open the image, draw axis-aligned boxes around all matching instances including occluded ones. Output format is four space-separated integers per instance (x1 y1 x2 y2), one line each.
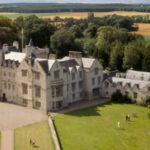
53 103 150 150
14 121 55 150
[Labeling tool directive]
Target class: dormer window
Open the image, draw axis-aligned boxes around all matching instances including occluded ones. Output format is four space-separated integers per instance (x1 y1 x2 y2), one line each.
94 68 99 75
136 84 139 89
22 70 27 77
72 72 75 80
35 72 40 80
54 70 60 80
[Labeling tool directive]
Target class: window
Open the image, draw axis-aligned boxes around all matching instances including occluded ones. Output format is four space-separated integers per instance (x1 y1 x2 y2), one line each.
93 88 100 97
148 87 150 91
54 70 60 80
72 72 75 80
8 83 11 90
125 91 129 96
67 84 69 91
56 85 63 97
72 94 75 100
22 99 28 105
92 78 95 85
79 81 83 89
22 83 28 94
35 86 41 98
98 76 101 84
13 85 15 91
79 71 82 78
9 72 11 77
133 92 138 99
52 88 55 98
13 73 15 78
94 68 99 75
4 83 6 89
72 83 76 92
35 72 40 80
3 71 6 76
80 92 83 98
35 101 41 108
105 82 109 88
22 70 27 77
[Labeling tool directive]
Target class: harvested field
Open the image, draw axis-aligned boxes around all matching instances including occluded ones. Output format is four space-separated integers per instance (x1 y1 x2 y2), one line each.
132 23 150 36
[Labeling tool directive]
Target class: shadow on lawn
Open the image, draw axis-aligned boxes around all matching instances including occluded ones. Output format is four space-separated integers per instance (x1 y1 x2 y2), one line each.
65 102 112 117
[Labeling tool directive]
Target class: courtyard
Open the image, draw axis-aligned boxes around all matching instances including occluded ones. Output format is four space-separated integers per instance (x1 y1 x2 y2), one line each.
53 103 150 150
0 102 48 150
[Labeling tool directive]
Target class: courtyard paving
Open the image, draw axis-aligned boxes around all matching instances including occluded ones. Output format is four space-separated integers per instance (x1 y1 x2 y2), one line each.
0 102 47 150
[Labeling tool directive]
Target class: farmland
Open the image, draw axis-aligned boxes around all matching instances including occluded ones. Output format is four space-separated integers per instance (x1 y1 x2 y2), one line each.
1 11 150 19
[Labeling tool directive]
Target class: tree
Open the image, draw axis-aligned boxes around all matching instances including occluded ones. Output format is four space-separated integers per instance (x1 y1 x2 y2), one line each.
50 28 75 57
110 42 124 71
95 26 117 67
142 43 150 71
84 23 98 38
22 15 56 47
0 16 18 44
69 25 83 38
123 42 142 70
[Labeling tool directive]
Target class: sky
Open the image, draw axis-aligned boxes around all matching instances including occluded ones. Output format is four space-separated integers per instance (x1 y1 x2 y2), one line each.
0 0 150 4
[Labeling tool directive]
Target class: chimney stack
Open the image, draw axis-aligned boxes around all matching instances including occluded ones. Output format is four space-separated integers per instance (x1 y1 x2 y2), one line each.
49 54 57 60
69 51 83 66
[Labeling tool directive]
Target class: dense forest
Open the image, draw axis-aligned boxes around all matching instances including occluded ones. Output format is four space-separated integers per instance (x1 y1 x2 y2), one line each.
1 3 150 13
0 13 150 73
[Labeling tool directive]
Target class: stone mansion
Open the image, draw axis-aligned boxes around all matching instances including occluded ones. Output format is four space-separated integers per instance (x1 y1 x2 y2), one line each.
0 42 150 111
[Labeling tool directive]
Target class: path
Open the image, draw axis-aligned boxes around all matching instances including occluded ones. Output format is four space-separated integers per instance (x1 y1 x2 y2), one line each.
1 130 14 150
0 102 47 150
51 98 110 116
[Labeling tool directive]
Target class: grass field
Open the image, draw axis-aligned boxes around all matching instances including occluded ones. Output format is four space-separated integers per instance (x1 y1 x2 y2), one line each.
14 121 55 150
1 11 150 19
53 103 150 150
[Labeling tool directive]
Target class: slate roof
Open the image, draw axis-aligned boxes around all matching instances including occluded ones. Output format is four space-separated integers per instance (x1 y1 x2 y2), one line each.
110 77 150 89
61 56 96 69
36 58 55 74
5 52 26 63
126 70 150 81
82 58 95 69
103 70 118 81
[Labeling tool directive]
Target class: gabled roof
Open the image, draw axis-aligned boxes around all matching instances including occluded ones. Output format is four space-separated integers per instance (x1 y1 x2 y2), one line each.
58 59 78 68
82 58 95 69
111 77 150 89
5 52 26 63
36 58 55 75
61 56 96 69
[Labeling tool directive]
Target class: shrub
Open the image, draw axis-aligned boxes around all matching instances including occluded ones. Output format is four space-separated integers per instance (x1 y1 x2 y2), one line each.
147 105 150 109
111 91 132 104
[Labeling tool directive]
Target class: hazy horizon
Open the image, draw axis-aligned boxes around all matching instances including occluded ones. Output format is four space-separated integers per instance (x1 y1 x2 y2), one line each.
0 0 150 4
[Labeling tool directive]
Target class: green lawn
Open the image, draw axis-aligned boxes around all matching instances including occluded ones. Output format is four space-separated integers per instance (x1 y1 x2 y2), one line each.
144 35 150 41
53 103 150 150
0 12 70 19
14 121 55 150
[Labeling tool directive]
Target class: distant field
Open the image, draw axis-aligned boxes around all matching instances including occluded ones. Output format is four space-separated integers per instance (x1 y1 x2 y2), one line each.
132 23 150 36
1 11 150 19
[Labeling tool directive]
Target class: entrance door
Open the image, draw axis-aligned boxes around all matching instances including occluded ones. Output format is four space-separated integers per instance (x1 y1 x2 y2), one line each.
56 101 63 109
2 93 6 102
